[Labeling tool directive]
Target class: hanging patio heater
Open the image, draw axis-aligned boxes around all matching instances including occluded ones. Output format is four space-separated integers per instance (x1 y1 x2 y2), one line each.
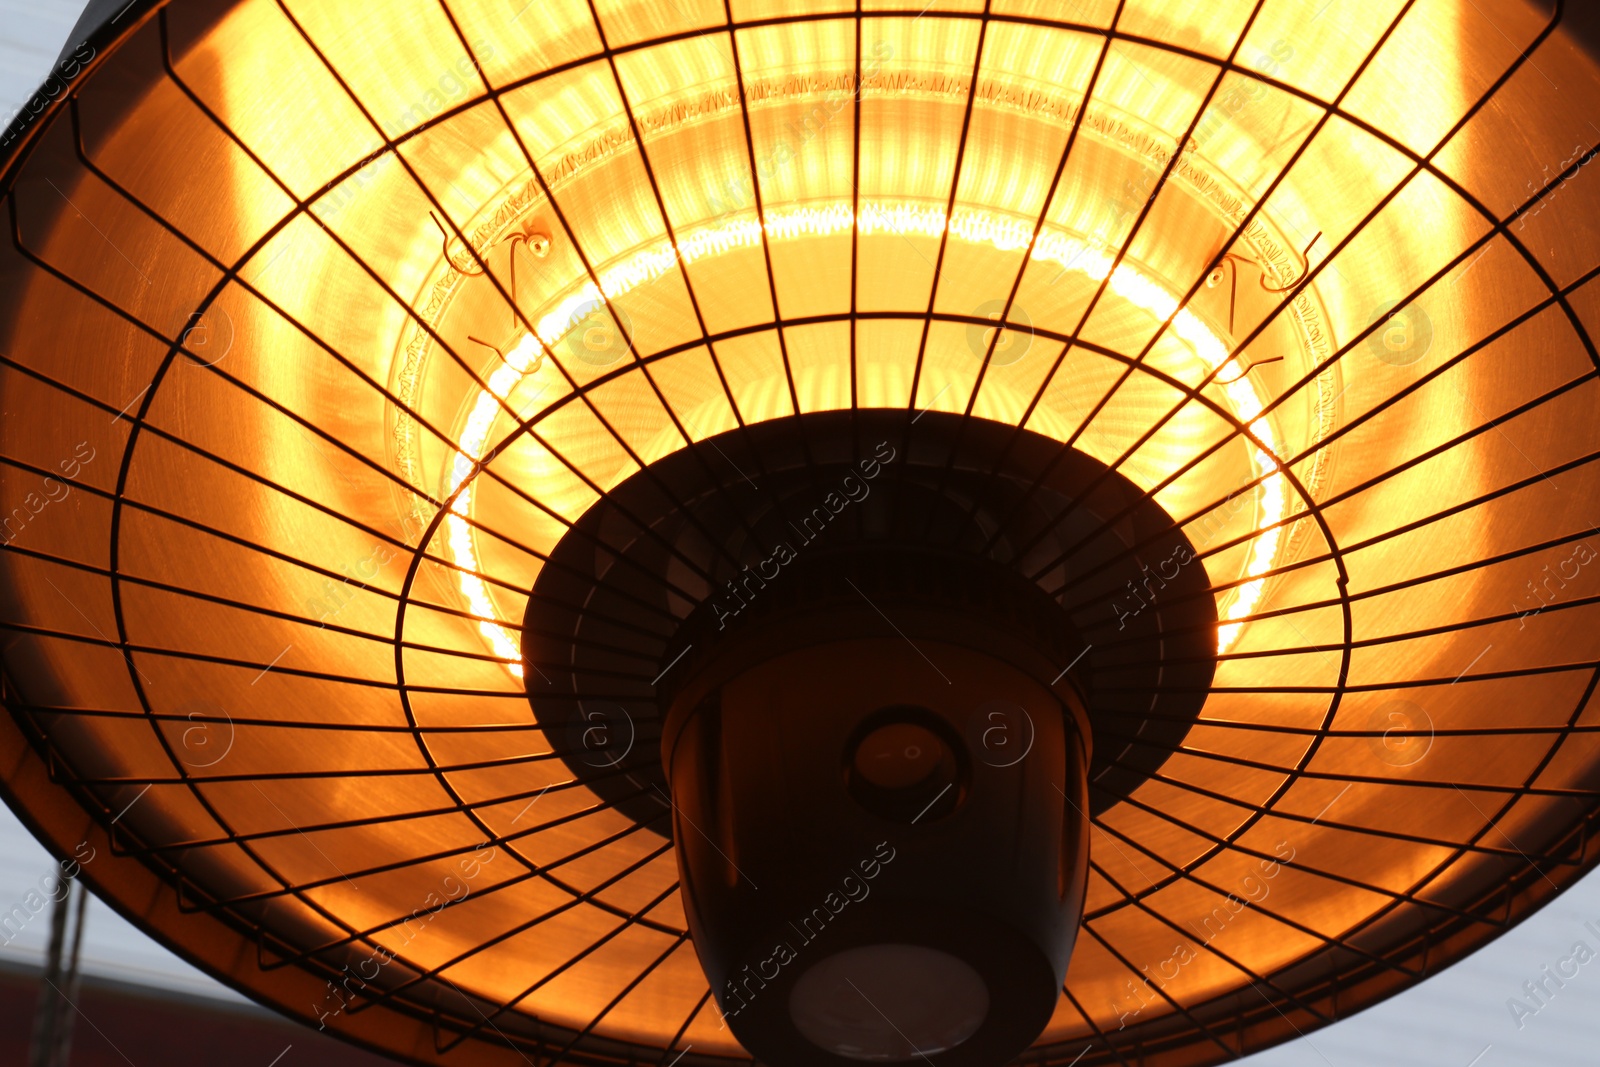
1 0 1599 1065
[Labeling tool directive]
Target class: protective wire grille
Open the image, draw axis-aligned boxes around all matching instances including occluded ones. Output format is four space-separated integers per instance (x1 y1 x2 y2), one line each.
0 1 1598 1065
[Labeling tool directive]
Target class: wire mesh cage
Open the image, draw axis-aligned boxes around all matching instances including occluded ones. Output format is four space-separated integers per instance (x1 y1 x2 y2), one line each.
1 1 1599 1065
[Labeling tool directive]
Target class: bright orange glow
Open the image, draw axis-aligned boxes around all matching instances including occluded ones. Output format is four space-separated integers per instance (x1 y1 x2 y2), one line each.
445 200 1291 671
12 2 1597 1062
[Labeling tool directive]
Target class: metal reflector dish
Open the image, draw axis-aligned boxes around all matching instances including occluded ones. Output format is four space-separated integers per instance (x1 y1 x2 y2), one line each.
1 1 1599 1065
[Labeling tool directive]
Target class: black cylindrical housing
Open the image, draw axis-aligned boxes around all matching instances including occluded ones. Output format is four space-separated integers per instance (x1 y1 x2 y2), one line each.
663 612 1090 1067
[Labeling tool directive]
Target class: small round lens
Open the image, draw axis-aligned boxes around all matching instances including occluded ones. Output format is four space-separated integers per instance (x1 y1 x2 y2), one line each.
846 711 965 823
853 722 946 790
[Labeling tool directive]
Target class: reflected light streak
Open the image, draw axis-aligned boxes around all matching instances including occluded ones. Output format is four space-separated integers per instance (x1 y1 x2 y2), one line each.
444 202 1290 673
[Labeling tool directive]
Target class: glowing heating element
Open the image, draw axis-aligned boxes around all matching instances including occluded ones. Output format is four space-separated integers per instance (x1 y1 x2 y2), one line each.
444 202 1291 676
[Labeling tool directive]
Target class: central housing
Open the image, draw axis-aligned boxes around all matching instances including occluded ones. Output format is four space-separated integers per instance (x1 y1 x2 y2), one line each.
660 543 1091 1066
524 408 1218 1065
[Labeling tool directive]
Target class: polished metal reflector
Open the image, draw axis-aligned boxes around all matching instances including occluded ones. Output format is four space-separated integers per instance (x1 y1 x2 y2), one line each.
2 0 1600 1064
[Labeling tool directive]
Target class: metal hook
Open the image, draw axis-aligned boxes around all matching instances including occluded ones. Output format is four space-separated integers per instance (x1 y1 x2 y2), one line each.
1259 231 1322 293
430 210 485 277
1206 253 1253 335
1213 350 1285 385
500 227 552 330
1204 252 1285 383
502 227 552 258
467 335 510 367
